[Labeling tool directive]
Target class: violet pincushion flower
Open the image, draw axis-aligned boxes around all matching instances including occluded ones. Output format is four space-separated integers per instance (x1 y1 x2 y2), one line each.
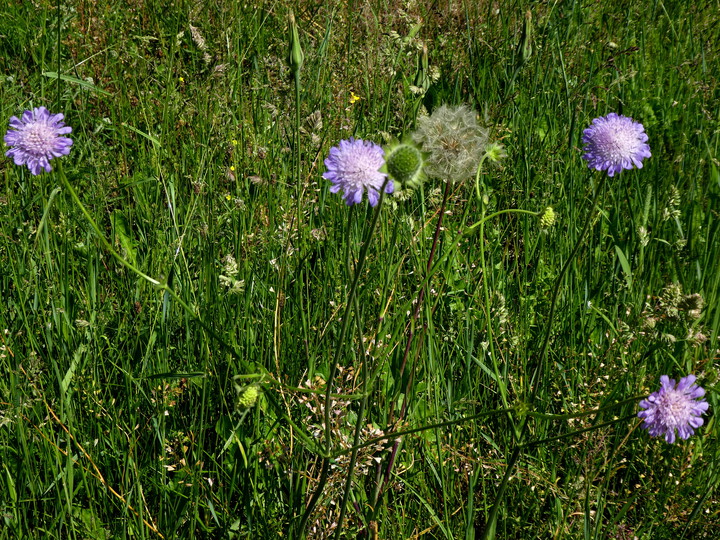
638 374 709 444
581 113 650 177
323 138 392 207
4 106 73 175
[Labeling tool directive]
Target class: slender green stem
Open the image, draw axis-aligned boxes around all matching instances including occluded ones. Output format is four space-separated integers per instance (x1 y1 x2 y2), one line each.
477 188 509 411
465 208 539 234
57 168 160 286
374 181 451 507
55 0 61 108
526 395 643 421
530 175 608 398
294 71 302 244
521 414 637 450
334 293 371 538
335 408 514 459
57 166 254 374
295 179 391 537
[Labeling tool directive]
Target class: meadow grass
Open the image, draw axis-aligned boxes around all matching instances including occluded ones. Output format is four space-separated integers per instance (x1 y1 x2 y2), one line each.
1 0 719 538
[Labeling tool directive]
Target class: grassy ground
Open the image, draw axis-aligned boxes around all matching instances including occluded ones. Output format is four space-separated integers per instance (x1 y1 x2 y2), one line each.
1 0 719 538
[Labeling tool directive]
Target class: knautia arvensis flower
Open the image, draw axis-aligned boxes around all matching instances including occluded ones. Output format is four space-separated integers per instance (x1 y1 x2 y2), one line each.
581 113 651 177
383 141 425 190
638 374 709 444
412 104 489 183
4 106 73 175
323 138 392 207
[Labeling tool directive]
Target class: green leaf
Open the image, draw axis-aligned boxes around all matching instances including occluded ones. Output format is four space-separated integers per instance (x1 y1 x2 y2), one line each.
42 71 112 96
61 345 85 395
112 210 138 267
614 245 633 289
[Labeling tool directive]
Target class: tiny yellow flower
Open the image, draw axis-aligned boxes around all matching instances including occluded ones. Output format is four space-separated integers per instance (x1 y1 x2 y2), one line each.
225 194 232 200
231 139 238 146
349 91 361 104
230 165 235 172
179 77 185 83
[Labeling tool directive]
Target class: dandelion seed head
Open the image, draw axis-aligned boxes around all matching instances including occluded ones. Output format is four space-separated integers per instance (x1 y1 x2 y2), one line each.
412 104 489 182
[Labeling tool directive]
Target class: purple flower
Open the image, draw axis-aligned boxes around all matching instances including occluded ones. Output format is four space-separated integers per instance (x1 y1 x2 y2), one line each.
638 375 709 444
323 138 392 207
581 113 650 177
4 106 73 175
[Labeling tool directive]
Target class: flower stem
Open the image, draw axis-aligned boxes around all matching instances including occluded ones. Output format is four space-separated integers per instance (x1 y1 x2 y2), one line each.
334 295 370 538
477 185 510 413
374 180 451 507
295 179 391 537
56 166 252 373
57 168 160 286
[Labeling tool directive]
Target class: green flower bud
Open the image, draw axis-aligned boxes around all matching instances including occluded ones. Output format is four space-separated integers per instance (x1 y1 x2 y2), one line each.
287 10 304 75
484 142 507 163
237 385 260 409
517 10 533 65
540 207 556 229
522 11 533 61
385 143 425 189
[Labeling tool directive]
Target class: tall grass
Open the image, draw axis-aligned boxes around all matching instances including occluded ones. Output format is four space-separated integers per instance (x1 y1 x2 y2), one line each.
1 0 719 538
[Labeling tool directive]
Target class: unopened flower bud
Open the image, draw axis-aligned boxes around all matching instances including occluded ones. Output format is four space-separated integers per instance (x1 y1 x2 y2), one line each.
540 207 556 228
519 10 533 64
238 385 260 409
287 10 304 75
484 142 507 163
385 143 425 189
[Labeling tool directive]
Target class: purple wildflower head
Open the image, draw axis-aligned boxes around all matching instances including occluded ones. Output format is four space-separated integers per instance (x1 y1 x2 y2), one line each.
4 106 73 175
323 138 392 207
638 374 709 444
581 113 650 177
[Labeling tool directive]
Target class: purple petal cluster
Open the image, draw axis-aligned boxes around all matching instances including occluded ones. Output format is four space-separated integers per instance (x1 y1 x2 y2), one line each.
4 107 73 175
581 113 650 177
323 138 392 207
638 374 709 443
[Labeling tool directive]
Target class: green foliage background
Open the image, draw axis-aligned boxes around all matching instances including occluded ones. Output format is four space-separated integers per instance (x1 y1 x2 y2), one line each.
1 0 719 538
